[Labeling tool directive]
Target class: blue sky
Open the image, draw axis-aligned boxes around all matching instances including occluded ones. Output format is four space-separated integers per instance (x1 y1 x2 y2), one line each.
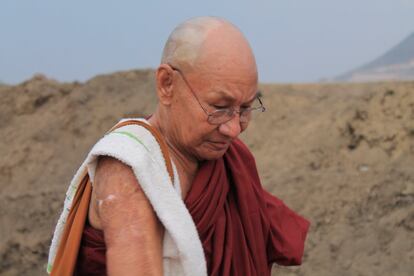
1 0 413 84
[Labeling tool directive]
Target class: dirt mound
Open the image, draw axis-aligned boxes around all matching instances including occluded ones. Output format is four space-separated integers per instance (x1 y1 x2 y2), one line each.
243 82 414 275
0 72 413 275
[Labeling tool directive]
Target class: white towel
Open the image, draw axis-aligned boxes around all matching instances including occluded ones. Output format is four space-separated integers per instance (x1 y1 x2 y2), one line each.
48 118 207 276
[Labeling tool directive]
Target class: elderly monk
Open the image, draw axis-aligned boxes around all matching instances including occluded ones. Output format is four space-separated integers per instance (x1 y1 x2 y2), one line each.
48 16 309 276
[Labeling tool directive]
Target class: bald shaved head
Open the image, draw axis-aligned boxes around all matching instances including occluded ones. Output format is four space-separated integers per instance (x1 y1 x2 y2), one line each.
161 16 223 67
161 16 256 74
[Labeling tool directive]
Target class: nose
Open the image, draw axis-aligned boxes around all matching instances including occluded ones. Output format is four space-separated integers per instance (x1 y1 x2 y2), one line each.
218 115 242 139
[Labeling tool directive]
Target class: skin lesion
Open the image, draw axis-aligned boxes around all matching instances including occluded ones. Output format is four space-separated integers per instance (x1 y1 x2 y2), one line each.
90 156 164 275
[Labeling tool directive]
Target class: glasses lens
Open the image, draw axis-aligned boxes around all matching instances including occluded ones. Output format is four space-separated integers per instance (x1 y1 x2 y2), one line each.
208 109 233 124
240 110 252 123
207 97 265 125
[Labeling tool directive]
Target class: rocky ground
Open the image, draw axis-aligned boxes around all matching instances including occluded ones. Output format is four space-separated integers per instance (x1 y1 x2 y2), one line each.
0 71 413 275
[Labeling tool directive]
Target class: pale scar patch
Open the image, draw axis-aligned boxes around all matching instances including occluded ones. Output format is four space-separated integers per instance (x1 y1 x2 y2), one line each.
97 194 117 209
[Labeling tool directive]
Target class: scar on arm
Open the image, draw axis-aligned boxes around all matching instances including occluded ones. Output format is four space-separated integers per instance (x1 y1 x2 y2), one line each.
92 156 164 275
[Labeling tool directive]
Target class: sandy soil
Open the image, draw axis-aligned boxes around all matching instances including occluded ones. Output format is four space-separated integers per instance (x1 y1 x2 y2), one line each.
0 71 413 275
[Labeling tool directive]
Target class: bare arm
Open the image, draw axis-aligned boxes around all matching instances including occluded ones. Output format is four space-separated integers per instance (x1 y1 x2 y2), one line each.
93 156 163 276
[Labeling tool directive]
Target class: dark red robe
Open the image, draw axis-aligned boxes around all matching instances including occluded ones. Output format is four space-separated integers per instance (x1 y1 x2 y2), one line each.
75 138 310 275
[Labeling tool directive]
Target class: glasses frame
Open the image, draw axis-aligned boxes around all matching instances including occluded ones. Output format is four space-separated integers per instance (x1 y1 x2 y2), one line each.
168 64 265 125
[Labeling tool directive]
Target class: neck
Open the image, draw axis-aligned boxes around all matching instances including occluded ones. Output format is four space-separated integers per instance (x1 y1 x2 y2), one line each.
166 141 199 177
148 113 199 195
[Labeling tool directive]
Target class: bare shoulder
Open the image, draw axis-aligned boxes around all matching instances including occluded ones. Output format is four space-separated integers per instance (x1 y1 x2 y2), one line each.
94 156 144 197
88 156 150 231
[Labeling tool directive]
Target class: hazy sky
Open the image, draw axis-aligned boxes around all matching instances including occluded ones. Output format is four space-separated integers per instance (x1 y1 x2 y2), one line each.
1 0 413 84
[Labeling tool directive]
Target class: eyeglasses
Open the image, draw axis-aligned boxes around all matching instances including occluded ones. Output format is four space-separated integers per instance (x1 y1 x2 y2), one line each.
169 64 265 125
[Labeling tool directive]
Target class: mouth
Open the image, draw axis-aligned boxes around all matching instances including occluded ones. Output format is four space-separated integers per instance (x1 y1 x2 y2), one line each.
208 141 230 151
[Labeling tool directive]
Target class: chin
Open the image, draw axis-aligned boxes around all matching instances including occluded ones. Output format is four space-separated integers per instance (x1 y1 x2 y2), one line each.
200 153 226 161
195 147 228 161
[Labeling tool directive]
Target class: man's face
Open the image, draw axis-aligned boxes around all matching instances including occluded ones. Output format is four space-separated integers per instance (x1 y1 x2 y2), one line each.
167 62 258 161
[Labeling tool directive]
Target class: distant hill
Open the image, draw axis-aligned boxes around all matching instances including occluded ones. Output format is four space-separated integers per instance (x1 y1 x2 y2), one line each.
335 32 414 82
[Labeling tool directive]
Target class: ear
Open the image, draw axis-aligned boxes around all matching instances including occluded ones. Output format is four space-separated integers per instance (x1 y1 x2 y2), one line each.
155 64 175 106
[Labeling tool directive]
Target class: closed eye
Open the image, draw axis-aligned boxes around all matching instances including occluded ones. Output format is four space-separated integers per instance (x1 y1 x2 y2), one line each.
213 105 229 109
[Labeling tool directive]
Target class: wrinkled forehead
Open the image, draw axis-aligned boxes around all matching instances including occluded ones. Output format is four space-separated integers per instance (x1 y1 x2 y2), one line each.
184 64 257 105
189 69 258 105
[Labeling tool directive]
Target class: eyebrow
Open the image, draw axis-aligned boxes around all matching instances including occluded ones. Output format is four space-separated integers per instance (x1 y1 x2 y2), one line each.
246 91 259 104
211 90 259 104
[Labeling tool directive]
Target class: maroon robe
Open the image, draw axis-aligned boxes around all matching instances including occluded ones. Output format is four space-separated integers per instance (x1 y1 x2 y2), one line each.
75 138 310 275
